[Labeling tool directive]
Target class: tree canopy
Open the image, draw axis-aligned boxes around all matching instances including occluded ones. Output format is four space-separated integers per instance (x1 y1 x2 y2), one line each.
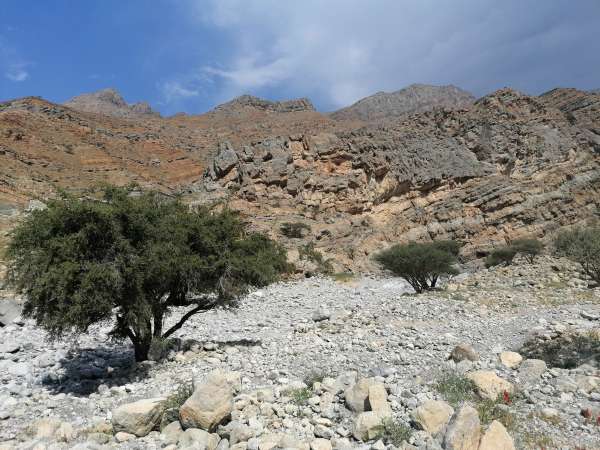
6 187 290 360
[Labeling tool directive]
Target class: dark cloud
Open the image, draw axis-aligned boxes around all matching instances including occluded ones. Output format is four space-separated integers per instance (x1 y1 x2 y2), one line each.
175 0 600 109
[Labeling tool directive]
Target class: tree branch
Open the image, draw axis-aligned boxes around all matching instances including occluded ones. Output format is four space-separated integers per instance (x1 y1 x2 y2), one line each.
162 301 215 339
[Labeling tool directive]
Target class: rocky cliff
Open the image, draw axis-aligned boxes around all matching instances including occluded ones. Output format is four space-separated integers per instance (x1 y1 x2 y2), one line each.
199 88 600 271
330 84 475 122
1 86 599 272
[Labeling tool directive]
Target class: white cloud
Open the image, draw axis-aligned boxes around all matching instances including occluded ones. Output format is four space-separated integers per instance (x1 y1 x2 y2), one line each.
5 63 29 82
0 37 31 82
160 80 200 103
182 0 600 109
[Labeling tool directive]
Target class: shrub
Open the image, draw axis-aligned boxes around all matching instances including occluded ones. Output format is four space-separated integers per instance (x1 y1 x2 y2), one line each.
434 373 476 406
485 247 518 268
510 238 544 264
280 222 310 238
298 242 334 274
485 238 544 267
373 418 412 446
554 227 600 285
373 241 460 293
5 186 290 361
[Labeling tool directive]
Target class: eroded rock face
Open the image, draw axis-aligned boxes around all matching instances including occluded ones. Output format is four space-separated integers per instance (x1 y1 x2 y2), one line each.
64 88 161 118
198 88 600 273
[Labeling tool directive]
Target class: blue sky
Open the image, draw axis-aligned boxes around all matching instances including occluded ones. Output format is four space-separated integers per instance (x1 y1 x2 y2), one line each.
1 0 599 116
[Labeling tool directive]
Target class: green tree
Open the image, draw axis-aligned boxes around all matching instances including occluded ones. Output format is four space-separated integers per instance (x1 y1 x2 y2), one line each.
5 187 290 361
374 241 460 293
554 227 600 285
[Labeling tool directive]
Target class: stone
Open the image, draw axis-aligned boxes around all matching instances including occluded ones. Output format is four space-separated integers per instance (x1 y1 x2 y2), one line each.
449 344 479 362
214 142 239 176
180 372 234 431
367 383 391 416
411 400 454 435
310 438 332 450
345 378 376 413
161 421 183 445
115 431 135 442
111 398 166 437
55 422 75 442
312 308 331 322
353 411 385 441
443 405 481 450
230 422 254 445
499 351 523 369
0 300 22 327
466 371 514 400
32 418 62 439
0 341 20 354
540 407 559 420
574 376 599 393
178 428 220 450
518 359 547 383
478 420 515 450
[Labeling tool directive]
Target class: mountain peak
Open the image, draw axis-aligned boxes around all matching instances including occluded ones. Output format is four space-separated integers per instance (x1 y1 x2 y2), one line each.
330 84 475 121
211 95 315 115
64 88 160 119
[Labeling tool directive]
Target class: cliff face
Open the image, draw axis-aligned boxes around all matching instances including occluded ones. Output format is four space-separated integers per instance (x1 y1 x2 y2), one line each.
199 88 600 270
1 86 599 271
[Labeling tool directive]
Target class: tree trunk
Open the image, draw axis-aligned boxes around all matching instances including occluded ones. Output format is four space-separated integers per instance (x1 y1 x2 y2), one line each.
132 339 150 361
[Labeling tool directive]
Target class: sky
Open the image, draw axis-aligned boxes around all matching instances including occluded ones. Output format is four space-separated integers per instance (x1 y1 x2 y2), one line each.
1 0 599 116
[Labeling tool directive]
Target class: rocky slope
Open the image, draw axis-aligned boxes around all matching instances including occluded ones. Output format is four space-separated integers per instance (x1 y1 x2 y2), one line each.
1 86 599 273
64 88 160 119
199 88 600 271
329 85 475 122
0 257 599 449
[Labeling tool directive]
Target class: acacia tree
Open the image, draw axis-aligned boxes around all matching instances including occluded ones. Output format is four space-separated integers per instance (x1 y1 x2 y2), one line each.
374 241 460 293
6 187 290 361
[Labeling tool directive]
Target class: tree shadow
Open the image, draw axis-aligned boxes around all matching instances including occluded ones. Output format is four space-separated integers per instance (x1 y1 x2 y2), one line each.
520 331 600 369
41 344 149 396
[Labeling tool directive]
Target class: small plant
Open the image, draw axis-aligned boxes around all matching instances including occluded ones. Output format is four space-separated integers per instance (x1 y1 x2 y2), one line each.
298 242 334 274
434 373 476 406
163 382 194 410
372 418 412 446
280 222 311 239
288 387 312 405
485 238 544 267
476 396 517 431
485 247 518 268
304 371 326 387
511 238 544 264
555 227 600 285
373 241 461 293
332 272 355 283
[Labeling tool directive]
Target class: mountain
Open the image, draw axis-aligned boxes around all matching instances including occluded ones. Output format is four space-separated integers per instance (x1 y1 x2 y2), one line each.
330 83 476 121
64 88 160 119
201 88 600 270
1 86 599 273
210 95 315 116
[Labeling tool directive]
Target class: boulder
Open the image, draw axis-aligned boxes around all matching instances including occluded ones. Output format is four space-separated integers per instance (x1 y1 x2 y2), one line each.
443 405 481 450
466 371 514 400
345 378 376 413
478 420 515 450
518 359 547 383
411 400 454 435
111 398 166 437
352 411 385 441
180 371 234 431
499 351 523 369
367 383 392 416
178 428 220 450
311 438 332 450
0 299 22 326
449 344 479 362
161 421 184 445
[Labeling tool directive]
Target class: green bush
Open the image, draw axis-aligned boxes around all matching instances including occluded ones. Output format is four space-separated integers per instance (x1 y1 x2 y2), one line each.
485 238 544 267
485 247 518 268
510 238 544 264
5 186 290 361
298 242 334 274
554 227 600 285
373 241 460 293
280 222 310 238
